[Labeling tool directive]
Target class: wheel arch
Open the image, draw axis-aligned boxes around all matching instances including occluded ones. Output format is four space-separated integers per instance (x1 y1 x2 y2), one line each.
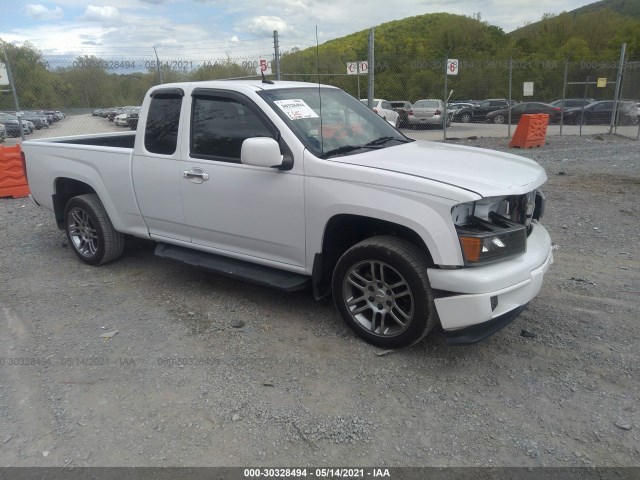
311 214 435 299
53 177 97 229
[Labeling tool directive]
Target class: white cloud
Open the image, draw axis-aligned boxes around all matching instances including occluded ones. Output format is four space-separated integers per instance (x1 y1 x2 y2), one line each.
82 5 121 23
24 4 64 20
242 16 287 37
230 35 240 42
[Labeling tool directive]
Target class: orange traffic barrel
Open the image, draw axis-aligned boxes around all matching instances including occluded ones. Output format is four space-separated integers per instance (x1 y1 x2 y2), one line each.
509 114 549 149
0 144 30 198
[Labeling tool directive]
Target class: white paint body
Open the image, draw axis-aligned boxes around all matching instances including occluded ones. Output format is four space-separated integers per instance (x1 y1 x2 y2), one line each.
23 80 553 333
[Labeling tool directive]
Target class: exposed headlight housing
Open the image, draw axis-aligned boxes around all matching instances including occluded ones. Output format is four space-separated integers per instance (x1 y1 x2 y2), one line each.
456 212 527 266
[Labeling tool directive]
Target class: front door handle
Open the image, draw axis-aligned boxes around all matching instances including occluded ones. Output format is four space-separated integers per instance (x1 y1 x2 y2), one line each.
183 169 210 181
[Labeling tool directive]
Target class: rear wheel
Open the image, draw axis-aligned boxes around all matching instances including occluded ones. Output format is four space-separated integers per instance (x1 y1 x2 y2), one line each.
332 236 437 348
64 194 124 265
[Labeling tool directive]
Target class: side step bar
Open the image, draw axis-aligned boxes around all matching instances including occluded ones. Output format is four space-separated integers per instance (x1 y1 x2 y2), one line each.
155 243 310 292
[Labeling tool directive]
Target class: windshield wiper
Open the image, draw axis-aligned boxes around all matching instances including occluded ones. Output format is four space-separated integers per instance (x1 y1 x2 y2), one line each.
364 136 410 147
323 137 410 158
322 145 367 158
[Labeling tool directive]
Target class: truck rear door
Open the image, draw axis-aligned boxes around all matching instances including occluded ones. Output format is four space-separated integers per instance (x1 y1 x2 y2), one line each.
132 88 190 242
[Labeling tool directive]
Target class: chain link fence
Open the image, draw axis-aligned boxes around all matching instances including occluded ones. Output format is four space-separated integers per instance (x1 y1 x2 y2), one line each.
2 53 638 145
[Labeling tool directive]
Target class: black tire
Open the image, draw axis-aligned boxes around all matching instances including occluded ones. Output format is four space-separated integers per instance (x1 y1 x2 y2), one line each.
460 112 472 123
64 194 125 265
332 236 437 348
493 114 506 124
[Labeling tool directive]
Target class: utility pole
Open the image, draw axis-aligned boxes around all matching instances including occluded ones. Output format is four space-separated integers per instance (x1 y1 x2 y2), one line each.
153 46 163 84
367 28 374 108
273 30 281 81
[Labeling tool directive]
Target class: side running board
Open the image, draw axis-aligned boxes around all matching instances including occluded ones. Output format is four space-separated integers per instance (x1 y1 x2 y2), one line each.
155 243 310 292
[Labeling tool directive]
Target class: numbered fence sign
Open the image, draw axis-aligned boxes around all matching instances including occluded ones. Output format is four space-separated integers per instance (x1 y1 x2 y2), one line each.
447 59 459 75
347 61 368 75
255 59 272 75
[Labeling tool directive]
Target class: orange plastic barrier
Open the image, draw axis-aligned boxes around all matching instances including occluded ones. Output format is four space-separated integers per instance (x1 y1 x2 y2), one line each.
509 113 549 149
0 144 30 198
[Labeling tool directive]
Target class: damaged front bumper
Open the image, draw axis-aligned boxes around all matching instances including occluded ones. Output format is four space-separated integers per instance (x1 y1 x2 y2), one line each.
428 221 553 344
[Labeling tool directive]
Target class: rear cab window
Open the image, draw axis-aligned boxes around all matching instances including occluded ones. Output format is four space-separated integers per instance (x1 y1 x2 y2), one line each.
144 89 184 155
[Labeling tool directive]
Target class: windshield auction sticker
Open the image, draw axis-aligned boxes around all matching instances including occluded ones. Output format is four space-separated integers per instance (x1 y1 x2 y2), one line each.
274 99 319 120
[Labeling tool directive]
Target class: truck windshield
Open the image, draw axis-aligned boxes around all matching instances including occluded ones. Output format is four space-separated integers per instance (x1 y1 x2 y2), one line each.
258 87 410 159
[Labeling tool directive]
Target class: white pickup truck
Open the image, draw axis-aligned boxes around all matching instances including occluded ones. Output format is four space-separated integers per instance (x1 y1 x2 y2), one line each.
23 80 553 348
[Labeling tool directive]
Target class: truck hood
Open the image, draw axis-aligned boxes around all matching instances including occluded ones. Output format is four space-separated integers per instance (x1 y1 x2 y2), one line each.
335 140 547 197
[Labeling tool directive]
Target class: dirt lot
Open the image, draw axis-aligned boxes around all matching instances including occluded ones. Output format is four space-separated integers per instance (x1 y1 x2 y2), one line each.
0 134 638 468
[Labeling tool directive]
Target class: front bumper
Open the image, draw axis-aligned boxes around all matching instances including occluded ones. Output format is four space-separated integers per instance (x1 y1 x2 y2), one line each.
428 221 553 339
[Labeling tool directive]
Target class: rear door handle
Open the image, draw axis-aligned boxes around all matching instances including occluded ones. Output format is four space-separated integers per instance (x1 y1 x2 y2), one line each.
182 169 210 181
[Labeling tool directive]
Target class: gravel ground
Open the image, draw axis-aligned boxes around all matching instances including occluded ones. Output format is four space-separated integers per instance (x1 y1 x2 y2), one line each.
0 133 639 468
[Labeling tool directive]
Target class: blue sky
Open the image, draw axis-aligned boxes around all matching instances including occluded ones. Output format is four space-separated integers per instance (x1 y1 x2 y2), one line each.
0 0 597 64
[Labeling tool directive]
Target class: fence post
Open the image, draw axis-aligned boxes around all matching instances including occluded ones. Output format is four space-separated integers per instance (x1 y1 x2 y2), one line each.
560 59 569 136
610 43 626 134
273 30 281 81
367 28 374 108
507 58 512 138
443 60 448 142
153 46 163 84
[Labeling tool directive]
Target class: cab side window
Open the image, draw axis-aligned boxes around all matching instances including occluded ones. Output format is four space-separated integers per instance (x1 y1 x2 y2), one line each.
144 93 183 155
191 96 273 163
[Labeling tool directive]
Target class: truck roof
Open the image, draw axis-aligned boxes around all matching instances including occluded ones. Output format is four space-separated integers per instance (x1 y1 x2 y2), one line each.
148 79 339 94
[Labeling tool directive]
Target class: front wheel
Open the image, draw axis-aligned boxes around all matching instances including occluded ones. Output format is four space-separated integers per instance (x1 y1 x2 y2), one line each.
332 236 437 348
460 113 472 123
64 194 125 265
493 114 506 124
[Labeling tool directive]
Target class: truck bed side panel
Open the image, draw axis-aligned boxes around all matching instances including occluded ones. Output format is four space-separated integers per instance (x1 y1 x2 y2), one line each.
23 141 148 238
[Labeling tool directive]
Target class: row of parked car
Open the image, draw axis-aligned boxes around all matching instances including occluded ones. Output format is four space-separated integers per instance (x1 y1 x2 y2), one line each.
450 98 639 126
0 110 65 142
92 106 141 130
364 98 640 129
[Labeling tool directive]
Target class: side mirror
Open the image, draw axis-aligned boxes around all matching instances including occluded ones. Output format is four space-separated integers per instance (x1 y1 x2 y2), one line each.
241 137 284 169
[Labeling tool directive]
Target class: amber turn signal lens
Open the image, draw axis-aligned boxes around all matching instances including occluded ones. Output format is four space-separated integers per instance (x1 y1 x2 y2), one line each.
459 236 482 263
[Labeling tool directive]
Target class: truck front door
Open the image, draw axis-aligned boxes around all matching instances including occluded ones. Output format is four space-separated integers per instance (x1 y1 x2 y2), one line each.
179 90 306 268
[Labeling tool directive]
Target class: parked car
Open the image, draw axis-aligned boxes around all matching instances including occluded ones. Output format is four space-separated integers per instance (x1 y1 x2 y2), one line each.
452 99 516 123
126 107 141 130
0 123 5 143
389 101 412 128
408 99 448 128
485 102 562 124
18 111 48 129
35 110 56 124
44 110 64 121
549 98 596 109
563 100 637 125
360 99 400 127
0 113 28 137
114 113 130 127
